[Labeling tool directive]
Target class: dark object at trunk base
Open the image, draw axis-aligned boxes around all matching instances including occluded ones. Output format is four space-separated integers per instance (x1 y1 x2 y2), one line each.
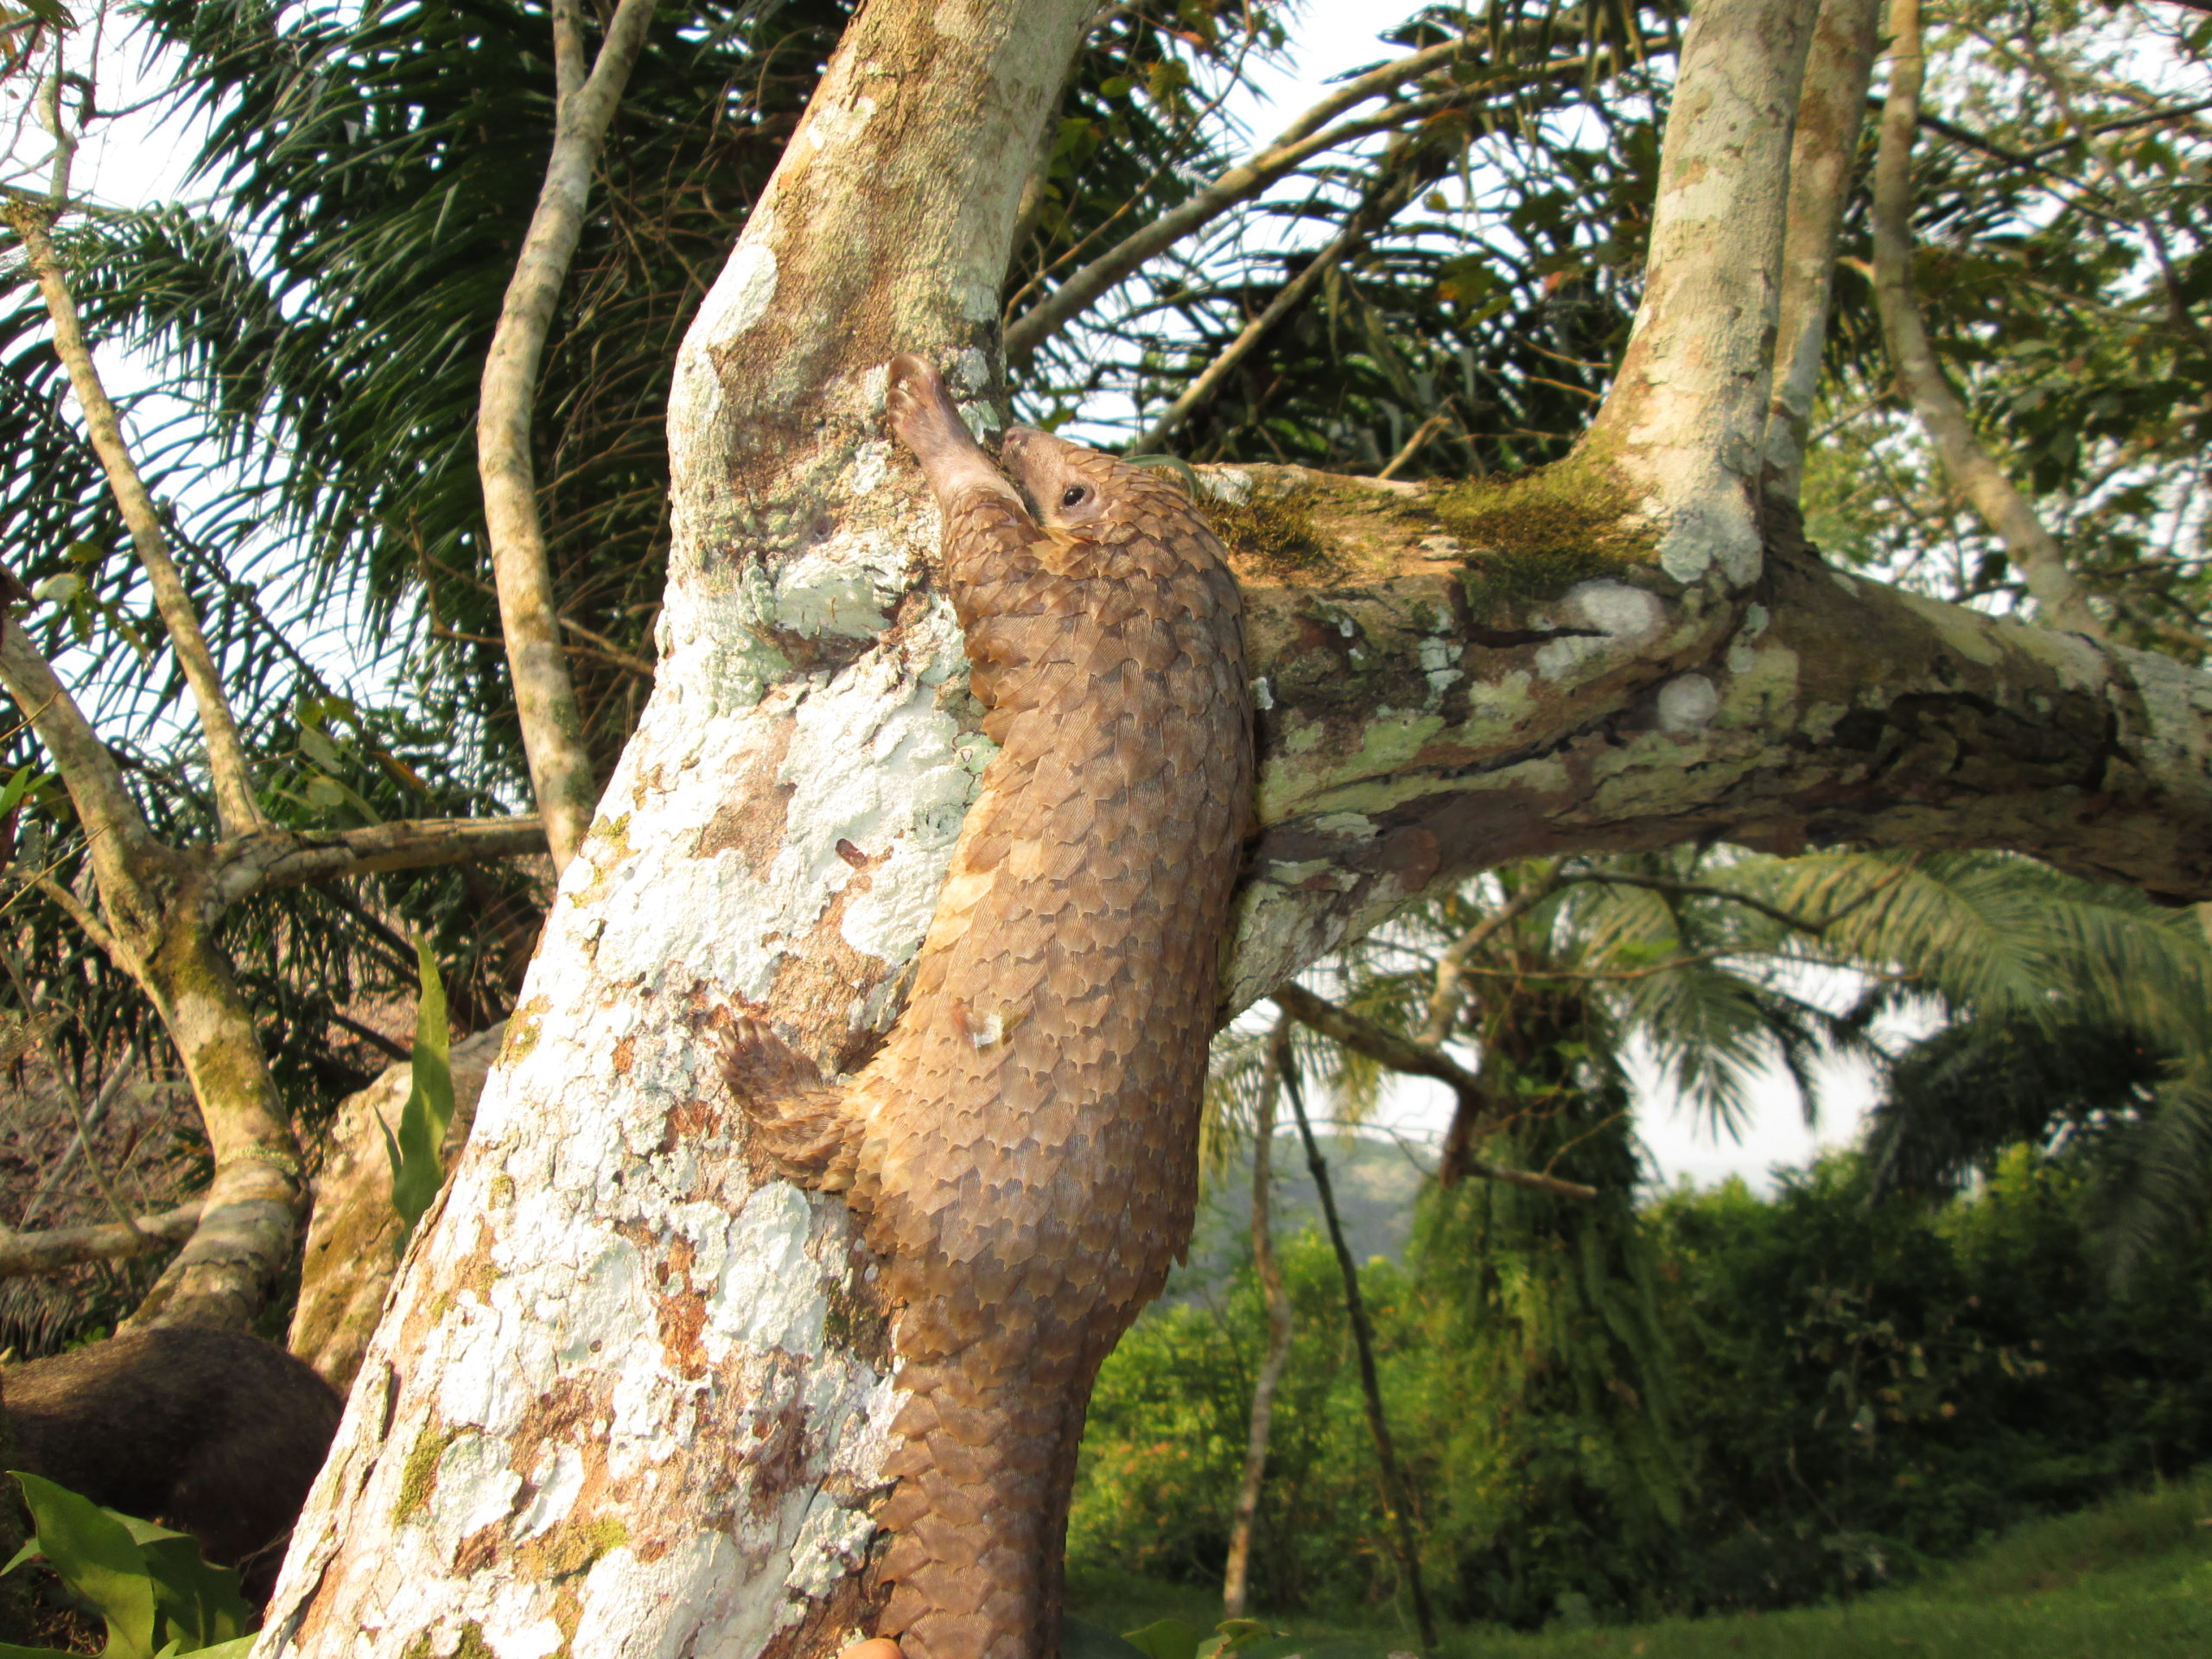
3 1327 342 1600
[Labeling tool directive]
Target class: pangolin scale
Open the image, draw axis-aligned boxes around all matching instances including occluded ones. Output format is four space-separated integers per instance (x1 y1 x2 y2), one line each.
725 354 1252 1659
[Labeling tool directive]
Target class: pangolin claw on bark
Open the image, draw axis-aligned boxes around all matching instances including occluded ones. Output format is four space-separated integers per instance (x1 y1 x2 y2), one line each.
724 352 1252 1659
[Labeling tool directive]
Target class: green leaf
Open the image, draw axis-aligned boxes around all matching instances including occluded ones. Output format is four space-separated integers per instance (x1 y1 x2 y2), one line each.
9 1471 157 1659
1120 1619 1201 1659
298 727 345 771
133 1535 250 1651
385 938 454 1238
0 766 49 817
1205 1620 1275 1658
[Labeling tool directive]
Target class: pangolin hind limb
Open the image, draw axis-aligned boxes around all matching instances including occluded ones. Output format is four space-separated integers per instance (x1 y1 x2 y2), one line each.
725 354 1252 1659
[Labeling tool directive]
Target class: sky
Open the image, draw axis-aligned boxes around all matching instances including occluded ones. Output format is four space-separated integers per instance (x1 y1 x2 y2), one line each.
27 1 1930 1192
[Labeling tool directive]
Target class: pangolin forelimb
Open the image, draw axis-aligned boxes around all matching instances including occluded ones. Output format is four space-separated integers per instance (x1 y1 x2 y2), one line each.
724 353 1253 1659
721 1014 860 1189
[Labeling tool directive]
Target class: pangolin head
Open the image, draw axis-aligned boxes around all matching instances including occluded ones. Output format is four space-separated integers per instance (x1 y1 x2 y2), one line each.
997 426 1131 533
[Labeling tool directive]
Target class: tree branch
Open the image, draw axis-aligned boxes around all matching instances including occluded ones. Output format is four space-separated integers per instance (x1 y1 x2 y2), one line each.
1194 469 2212 1013
1766 0 1883 499
1132 219 1366 453
1870 0 2105 639
1583 0 1818 589
478 0 657 873
1268 982 1596 1198
1005 34 1478 364
3 206 267 836
1417 874 1567 1046
1006 35 1649 365
213 817 549 908
0 1201 199 1277
0 612 157 871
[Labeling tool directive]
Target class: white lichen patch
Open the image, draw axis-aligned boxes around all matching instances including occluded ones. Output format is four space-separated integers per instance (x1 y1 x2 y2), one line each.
427 1434 522 1565
1535 580 1665 682
513 1445 586 1541
573 1535 741 1659
783 1493 878 1600
705 1185 830 1357
843 440 892 499
801 92 876 158
479 1583 565 1659
1198 467 1253 506
1309 812 1378 841
766 543 904 641
1417 635 1464 703
1656 674 1719 733
692 244 779 353
1649 480 1760 590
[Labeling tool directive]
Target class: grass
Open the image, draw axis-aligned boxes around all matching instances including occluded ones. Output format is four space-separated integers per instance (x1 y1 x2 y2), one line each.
1067 1474 2212 1659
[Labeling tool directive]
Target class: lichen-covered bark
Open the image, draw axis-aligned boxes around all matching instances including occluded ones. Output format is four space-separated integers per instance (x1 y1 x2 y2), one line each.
1584 0 1816 588
264 6 1100 1657
1203 468 2212 1007
122 912 305 1332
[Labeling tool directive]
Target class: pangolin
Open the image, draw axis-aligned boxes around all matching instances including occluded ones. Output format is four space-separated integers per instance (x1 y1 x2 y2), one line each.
724 354 1252 1659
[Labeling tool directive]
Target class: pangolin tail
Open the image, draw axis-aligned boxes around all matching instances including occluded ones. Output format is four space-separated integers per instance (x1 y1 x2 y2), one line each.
874 1353 1093 1659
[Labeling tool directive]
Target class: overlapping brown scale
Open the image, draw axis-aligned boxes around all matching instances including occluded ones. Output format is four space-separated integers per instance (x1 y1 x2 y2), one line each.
728 365 1249 1659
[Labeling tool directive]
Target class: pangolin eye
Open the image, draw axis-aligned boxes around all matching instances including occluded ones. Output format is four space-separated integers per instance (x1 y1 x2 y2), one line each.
1060 484 1090 508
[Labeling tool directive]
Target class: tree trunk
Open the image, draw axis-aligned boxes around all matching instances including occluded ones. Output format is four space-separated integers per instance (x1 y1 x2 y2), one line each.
1222 1021 1294 1622
263 6 1101 1656
120 912 305 1331
478 0 658 873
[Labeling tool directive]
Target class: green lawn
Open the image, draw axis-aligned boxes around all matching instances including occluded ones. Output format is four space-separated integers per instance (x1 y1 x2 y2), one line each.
1067 1474 2212 1659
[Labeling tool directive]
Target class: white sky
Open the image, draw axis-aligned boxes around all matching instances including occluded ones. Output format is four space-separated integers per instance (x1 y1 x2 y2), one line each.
37 1 1922 1192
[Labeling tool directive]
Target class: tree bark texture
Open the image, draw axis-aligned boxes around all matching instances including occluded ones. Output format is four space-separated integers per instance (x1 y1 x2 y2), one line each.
264 6 1103 1657
1584 0 1815 588
262 0 2212 1652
